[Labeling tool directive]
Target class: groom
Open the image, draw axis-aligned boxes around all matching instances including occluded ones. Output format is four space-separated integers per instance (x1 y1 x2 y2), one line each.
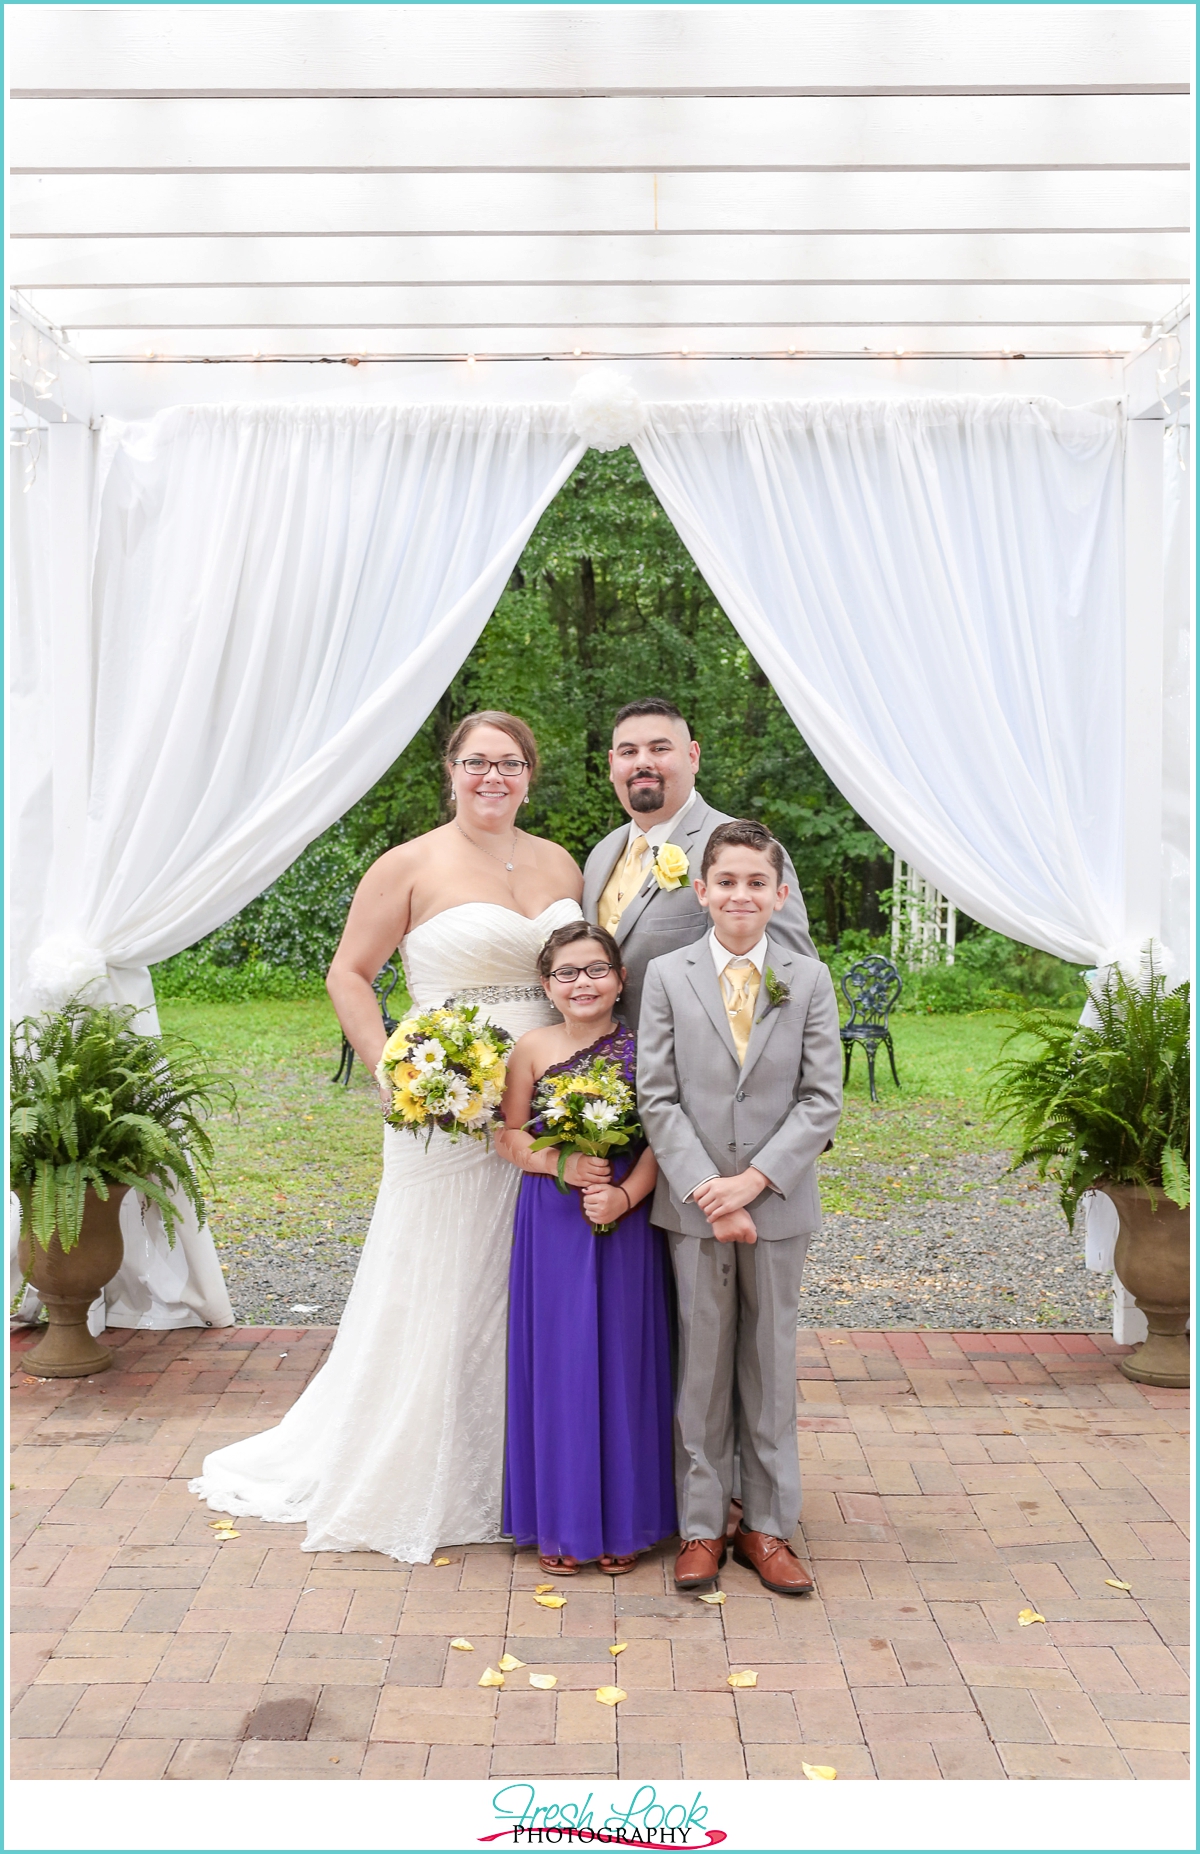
582 699 817 1029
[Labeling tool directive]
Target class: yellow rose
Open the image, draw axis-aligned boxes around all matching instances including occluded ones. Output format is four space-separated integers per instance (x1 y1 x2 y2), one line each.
654 843 690 890
470 1040 498 1070
381 1027 412 1064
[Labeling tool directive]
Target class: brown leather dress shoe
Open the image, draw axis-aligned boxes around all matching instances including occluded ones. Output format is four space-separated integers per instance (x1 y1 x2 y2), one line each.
731 1525 815 1596
674 1537 727 1592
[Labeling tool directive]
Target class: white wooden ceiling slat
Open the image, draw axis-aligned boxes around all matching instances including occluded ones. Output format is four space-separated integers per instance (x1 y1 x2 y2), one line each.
10 92 1191 172
12 232 1188 290
30 281 1180 329
12 170 1190 238
60 322 1154 361
9 4 1191 96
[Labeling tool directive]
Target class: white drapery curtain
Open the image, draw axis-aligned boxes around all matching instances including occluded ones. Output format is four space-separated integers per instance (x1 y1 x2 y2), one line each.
633 396 1125 965
15 402 585 1326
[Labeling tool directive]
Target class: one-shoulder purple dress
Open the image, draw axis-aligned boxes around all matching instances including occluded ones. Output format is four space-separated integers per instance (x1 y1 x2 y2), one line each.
503 1026 677 1563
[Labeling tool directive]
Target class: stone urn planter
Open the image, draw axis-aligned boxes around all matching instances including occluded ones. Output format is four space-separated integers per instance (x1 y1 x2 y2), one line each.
17 1186 127 1379
1103 1182 1191 1389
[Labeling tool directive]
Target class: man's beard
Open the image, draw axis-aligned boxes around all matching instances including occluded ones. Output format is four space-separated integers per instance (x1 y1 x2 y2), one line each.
626 775 666 814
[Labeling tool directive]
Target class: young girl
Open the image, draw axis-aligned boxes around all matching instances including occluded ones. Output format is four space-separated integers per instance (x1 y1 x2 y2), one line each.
497 921 677 1575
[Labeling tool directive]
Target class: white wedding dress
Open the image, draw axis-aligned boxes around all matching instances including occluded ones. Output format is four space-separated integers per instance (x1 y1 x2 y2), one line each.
190 898 582 1562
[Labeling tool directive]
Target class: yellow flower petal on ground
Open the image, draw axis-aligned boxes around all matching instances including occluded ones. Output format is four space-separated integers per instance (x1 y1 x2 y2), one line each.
609 1643 628 1657
1105 1579 1132 1591
529 1673 557 1689
534 1593 567 1609
697 1591 726 1605
595 1686 626 1706
498 1654 525 1671
209 1518 233 1528
478 1667 505 1688
449 1639 474 1652
433 1557 452 1566
727 1670 758 1688
802 1763 837 1781
1017 1608 1046 1626
214 1528 240 1539
533 1583 555 1593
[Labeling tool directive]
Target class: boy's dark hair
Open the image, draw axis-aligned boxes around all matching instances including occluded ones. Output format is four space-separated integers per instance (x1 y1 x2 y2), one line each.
537 920 624 982
701 819 785 884
612 698 693 739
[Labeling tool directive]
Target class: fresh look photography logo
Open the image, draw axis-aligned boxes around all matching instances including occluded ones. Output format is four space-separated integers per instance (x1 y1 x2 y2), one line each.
480 1785 727 1847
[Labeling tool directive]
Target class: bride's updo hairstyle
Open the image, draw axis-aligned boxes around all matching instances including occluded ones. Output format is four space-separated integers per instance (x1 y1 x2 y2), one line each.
537 920 623 982
444 711 540 791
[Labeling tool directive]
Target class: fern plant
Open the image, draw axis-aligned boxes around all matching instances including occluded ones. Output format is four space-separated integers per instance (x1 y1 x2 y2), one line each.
10 997 235 1253
988 953 1190 1230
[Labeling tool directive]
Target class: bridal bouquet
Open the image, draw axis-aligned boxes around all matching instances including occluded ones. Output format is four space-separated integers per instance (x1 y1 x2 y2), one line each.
376 1004 514 1146
525 1055 643 1232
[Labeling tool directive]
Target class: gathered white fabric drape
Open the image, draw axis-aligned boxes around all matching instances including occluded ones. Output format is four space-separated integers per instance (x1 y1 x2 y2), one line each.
633 396 1125 965
15 402 585 1326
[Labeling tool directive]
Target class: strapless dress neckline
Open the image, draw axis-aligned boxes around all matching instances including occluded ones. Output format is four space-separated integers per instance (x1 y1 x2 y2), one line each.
405 899 579 942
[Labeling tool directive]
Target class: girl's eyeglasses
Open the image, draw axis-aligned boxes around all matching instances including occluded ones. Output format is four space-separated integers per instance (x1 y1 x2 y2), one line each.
547 962 616 983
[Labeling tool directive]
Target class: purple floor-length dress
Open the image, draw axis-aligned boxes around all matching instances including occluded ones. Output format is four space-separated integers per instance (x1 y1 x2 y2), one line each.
503 1026 677 1562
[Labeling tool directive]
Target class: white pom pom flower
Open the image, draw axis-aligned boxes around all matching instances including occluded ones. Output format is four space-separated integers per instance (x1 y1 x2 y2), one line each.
569 370 648 452
26 935 109 1012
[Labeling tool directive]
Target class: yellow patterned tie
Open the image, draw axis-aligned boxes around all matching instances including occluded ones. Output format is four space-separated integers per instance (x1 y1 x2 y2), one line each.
599 834 649 934
721 958 761 1065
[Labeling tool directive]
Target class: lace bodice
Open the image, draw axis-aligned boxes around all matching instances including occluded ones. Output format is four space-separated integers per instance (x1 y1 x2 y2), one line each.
401 899 584 1016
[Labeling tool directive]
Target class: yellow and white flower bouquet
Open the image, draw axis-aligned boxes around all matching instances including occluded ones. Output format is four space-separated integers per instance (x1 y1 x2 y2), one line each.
375 1004 514 1145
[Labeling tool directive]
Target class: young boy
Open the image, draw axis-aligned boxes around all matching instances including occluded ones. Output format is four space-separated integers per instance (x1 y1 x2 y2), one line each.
637 819 843 1595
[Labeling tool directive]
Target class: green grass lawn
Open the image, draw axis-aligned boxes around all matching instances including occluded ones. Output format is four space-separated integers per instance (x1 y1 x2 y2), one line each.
158 999 1042 1249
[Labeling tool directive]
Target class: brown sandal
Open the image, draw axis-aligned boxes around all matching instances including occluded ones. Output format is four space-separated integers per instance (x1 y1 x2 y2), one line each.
598 1553 639 1576
538 1554 581 1576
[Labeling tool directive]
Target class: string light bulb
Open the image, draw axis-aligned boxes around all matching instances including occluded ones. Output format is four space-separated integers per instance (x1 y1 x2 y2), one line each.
466 353 476 366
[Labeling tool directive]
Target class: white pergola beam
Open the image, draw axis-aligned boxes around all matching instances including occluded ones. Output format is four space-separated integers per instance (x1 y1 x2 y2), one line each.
14 232 1187 291
12 170 1190 238
65 323 1154 362
31 281 1182 331
9 4 1190 96
10 93 1192 171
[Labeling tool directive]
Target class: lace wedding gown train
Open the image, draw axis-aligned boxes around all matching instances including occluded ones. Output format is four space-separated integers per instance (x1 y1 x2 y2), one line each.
190 899 581 1563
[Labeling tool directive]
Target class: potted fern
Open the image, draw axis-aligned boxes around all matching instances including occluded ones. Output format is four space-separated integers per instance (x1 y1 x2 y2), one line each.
989 952 1190 1388
10 998 233 1378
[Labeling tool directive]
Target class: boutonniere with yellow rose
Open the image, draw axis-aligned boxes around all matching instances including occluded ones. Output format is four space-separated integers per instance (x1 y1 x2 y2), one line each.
652 843 690 891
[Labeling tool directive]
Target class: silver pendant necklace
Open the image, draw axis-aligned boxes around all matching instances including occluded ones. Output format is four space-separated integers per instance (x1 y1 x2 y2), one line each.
454 817 516 872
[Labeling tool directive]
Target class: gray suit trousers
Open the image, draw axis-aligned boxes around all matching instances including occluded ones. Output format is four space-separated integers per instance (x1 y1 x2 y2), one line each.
668 1231 809 1542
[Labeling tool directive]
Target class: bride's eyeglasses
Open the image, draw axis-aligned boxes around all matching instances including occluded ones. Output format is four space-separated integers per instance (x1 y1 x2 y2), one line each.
547 961 616 983
452 755 529 777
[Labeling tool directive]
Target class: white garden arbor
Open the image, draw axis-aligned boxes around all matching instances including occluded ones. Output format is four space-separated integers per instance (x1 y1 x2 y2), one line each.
8 4 1193 1331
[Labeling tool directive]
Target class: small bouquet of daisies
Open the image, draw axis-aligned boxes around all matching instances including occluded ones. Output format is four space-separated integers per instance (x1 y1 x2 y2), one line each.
525 1054 643 1231
376 1004 513 1146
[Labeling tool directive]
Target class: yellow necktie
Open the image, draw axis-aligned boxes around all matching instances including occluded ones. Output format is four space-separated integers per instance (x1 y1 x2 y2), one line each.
722 958 760 1065
599 834 649 934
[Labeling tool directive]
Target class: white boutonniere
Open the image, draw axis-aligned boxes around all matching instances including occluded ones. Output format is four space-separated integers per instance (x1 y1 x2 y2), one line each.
757 967 791 1021
652 843 690 891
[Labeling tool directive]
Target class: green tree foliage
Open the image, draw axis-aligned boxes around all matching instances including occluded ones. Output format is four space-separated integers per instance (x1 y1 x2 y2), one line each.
348 447 890 942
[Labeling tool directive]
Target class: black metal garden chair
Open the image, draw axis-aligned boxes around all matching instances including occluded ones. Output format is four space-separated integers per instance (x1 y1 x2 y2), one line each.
840 954 903 1103
331 960 403 1087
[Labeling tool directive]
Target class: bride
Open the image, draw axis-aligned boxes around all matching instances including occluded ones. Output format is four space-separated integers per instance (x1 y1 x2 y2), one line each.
190 712 584 1562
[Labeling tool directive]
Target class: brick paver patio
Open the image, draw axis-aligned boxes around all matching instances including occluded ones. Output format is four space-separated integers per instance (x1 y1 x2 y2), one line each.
9 1323 1190 1781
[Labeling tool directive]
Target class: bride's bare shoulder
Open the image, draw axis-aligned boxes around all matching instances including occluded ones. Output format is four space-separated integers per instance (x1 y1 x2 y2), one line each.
523 832 583 895
360 827 453 884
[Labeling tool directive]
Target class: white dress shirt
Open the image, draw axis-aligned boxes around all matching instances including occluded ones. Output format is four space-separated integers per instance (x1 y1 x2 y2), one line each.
708 929 770 980
622 791 698 872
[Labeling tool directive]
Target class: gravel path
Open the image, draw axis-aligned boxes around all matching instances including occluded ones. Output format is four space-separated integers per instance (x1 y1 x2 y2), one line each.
219 1146 1110 1332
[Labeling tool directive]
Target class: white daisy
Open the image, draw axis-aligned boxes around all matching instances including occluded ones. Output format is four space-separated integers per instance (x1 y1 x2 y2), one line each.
410 1039 446 1074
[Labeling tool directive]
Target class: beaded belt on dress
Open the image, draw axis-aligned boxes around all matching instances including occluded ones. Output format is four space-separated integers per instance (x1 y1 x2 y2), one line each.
445 984 546 1004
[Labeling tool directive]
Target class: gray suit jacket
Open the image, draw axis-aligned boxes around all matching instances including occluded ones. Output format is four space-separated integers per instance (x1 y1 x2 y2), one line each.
581 791 817 1029
636 935 843 1240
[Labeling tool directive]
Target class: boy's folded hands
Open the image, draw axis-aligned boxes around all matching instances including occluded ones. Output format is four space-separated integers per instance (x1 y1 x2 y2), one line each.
710 1209 758 1245
692 1167 771 1221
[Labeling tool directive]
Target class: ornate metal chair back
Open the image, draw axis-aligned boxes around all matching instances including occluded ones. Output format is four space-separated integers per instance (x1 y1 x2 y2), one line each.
841 954 903 1029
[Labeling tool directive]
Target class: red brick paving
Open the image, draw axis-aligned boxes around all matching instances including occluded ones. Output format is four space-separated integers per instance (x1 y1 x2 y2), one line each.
9 1323 1190 1780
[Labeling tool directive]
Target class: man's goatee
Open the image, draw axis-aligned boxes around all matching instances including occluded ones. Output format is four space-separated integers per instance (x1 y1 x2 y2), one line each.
628 785 666 813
